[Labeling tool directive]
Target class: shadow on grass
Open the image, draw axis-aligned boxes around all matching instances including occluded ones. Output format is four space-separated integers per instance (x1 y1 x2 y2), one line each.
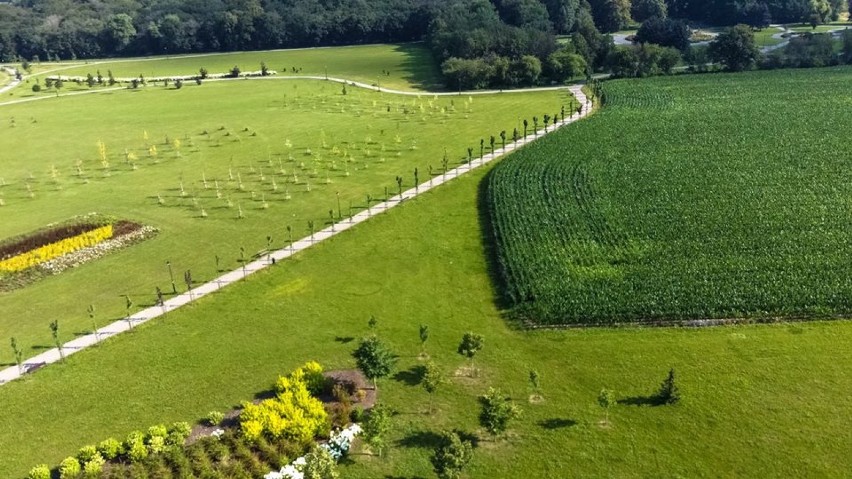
392 365 425 386
385 476 428 479
396 430 444 449
476 169 515 313
538 418 577 430
334 336 355 344
618 395 664 407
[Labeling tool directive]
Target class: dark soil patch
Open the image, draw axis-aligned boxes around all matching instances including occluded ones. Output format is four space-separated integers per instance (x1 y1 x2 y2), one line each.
0 222 104 260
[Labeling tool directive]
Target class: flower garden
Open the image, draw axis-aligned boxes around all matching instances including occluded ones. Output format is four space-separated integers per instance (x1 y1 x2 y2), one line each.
26 362 367 479
0 215 155 291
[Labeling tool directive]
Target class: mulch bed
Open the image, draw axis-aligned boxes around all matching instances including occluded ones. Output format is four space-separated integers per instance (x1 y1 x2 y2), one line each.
187 369 375 444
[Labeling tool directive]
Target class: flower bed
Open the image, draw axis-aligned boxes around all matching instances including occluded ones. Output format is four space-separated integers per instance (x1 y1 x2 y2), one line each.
26 362 368 479
0 215 157 291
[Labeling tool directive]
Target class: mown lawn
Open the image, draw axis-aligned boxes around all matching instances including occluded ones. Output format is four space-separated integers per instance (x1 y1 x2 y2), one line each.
0 146 850 478
0 70 571 364
9 43 442 99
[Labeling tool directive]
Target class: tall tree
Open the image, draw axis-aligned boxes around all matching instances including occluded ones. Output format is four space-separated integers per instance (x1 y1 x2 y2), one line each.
708 24 759 71
632 0 668 21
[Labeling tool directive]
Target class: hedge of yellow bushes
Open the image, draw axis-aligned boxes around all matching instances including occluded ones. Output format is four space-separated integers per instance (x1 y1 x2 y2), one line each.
0 224 113 272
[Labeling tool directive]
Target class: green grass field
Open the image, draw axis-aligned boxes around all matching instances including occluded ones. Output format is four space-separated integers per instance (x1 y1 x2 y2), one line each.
0 131 851 478
487 67 852 325
11 43 442 97
0 63 571 365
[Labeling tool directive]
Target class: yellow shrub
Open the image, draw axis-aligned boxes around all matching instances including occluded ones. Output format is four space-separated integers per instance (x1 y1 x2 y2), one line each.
0 224 113 272
242 363 330 444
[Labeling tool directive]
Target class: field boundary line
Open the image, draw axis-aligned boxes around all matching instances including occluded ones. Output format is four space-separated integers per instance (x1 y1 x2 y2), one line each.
0 85 591 387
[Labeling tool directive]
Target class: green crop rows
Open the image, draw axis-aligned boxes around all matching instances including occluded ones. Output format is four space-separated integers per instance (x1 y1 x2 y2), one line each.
488 67 852 325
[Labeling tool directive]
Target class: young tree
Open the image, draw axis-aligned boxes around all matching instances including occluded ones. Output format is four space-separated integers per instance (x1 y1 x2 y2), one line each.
457 332 484 375
49 320 63 360
422 361 445 413
500 130 506 150
10 337 23 374
230 65 241 78
708 24 760 72
656 368 681 404
368 315 378 331
199 67 208 79
352 336 397 390
479 387 521 437
362 403 392 456
598 388 616 425
260 61 269 76
529 369 542 399
431 431 473 479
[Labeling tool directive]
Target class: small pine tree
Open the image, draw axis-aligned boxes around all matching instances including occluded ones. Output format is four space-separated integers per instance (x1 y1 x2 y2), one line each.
657 368 681 405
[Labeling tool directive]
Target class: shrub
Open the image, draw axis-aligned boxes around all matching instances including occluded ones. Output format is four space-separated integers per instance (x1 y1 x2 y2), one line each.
28 464 50 479
206 410 225 426
431 431 473 479
147 424 168 439
349 407 365 423
97 438 122 460
77 445 98 462
302 447 339 479
147 435 166 454
59 456 81 479
82 453 105 477
32 84 41 92
125 431 148 463
167 421 192 447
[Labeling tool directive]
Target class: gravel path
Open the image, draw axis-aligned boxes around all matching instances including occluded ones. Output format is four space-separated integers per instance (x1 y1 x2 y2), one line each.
0 83 592 386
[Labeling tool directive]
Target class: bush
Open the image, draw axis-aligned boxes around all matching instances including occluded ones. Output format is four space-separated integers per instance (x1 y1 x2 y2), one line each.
167 421 192 447
349 407 365 423
97 438 122 460
77 445 98 462
31 83 41 92
82 453 105 477
147 435 166 454
125 431 148 463
147 424 168 439
28 464 50 479
206 410 225 426
302 447 339 479
59 456 81 479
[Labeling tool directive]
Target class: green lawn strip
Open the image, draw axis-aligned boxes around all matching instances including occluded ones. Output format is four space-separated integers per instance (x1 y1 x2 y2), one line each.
1 160 851 478
10 43 442 100
0 79 570 363
487 67 852 325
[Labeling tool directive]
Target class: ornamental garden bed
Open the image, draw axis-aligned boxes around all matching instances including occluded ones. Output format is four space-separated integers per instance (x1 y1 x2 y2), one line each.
26 363 372 479
0 214 156 292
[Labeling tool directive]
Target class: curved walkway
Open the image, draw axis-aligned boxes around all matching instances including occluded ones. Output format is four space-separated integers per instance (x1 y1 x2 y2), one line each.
0 84 592 386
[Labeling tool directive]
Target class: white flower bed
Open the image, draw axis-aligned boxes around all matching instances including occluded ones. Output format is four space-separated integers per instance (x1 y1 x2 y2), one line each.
38 225 157 275
264 424 362 479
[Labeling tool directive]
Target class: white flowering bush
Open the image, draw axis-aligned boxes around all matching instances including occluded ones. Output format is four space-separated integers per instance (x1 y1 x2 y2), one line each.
264 424 362 479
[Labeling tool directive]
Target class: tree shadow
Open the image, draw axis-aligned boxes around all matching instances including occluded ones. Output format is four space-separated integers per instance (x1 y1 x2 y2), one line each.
392 365 425 386
618 395 663 407
334 336 355 344
396 430 444 449
538 418 577 430
385 476 428 479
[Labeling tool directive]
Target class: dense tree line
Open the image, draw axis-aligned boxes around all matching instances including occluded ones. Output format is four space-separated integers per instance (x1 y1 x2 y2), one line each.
0 0 848 89
663 0 846 27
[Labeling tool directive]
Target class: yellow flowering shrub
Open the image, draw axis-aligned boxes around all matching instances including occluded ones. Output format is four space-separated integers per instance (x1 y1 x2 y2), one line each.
0 224 113 272
241 362 330 444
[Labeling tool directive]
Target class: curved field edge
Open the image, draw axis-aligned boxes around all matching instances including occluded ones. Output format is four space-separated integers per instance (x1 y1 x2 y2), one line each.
487 67 852 326
0 160 850 478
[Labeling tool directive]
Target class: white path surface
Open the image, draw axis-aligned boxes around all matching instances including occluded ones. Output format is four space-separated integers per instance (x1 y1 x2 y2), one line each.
0 84 592 386
0 66 21 95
